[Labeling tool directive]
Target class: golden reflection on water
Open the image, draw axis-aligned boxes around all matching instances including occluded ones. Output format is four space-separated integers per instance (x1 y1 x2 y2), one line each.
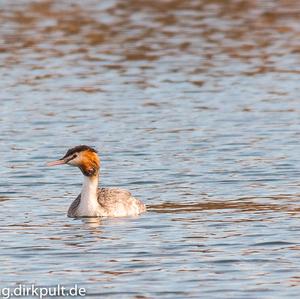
149 194 300 215
81 217 102 228
0 195 11 202
1 0 300 78
148 199 285 213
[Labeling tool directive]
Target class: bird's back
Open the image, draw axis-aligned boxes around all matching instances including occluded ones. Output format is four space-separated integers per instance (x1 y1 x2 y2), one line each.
97 188 146 217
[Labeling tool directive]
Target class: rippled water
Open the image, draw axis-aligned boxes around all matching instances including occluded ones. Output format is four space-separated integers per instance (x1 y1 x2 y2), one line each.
1 0 300 298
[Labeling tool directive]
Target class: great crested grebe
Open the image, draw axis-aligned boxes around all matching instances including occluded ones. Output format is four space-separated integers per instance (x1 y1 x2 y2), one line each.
47 145 146 218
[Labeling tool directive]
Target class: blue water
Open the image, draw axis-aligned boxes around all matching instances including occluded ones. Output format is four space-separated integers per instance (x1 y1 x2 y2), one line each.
0 0 300 298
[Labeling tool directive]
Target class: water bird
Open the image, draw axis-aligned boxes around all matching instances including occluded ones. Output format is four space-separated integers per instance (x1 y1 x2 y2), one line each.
47 145 146 217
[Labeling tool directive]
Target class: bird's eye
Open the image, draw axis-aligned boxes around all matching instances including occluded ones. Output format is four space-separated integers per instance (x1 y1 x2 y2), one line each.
72 154 78 159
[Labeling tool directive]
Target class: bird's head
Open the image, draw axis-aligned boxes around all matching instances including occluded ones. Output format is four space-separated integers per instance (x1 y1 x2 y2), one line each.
47 145 100 177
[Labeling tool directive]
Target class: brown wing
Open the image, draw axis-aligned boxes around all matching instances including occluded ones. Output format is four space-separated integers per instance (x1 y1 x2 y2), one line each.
97 188 131 206
97 188 146 216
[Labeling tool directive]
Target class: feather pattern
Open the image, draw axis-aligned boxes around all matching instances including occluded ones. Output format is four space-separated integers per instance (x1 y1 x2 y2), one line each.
68 188 146 217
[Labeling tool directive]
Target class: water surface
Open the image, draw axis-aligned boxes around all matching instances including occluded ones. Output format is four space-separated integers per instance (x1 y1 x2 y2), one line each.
1 0 300 298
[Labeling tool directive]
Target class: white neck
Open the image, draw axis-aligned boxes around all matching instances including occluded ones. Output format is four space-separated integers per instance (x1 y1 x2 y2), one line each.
77 175 99 216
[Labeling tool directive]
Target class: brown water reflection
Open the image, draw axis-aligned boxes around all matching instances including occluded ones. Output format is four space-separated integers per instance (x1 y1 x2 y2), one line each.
152 193 300 213
149 198 286 213
2 0 300 75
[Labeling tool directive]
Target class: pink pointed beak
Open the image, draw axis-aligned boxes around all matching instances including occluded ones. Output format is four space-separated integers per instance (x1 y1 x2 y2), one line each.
46 159 66 167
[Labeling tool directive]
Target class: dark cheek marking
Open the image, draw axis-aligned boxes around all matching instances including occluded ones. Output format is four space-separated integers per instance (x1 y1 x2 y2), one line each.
80 166 96 177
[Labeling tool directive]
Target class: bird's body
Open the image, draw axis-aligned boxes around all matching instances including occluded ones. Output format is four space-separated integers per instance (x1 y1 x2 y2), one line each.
47 145 146 218
68 188 146 218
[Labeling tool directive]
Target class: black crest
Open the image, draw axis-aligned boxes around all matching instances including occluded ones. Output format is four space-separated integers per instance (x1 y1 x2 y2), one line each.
62 145 97 159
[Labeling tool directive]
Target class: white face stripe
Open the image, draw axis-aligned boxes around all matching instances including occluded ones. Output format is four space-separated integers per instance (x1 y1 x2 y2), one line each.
67 151 82 166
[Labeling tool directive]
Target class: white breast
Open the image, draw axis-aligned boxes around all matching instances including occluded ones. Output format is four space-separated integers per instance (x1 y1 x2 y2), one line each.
77 176 99 217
